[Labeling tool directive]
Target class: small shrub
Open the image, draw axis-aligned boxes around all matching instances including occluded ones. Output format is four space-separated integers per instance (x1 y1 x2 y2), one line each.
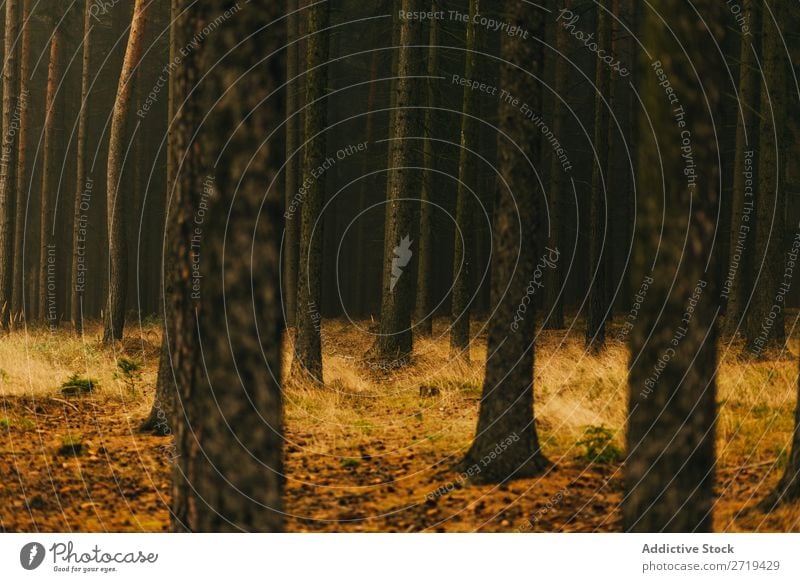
0 417 9 429
576 425 623 465
115 358 142 395
60 373 97 397
341 457 360 468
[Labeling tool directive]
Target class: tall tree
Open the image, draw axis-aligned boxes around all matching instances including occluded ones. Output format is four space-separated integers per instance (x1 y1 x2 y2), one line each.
289 0 329 384
366 0 425 364
762 354 800 509
586 1 611 352
283 0 300 328
458 0 549 482
624 1 724 532
543 0 570 331
71 0 92 334
723 0 760 338
170 0 285 532
745 1 787 355
450 0 480 358
414 0 439 337
0 0 19 330
103 0 149 343
38 18 61 327
10 0 30 324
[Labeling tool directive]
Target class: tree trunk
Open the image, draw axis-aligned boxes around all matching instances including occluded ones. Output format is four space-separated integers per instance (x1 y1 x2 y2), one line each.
458 0 549 483
723 0 760 338
764 356 800 508
103 0 150 344
624 1 724 532
283 0 300 328
38 23 61 328
141 0 178 436
586 3 610 352
71 0 92 335
289 0 329 384
0 0 19 330
414 0 439 337
10 0 30 325
450 0 480 358
366 0 425 364
543 0 570 331
170 0 285 533
745 2 787 355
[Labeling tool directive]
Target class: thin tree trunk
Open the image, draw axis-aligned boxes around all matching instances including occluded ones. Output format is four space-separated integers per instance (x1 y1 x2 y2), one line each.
171 0 285 533
366 0 425 364
283 0 300 328
458 0 549 483
71 0 92 334
415 0 439 337
624 0 724 532
10 0 30 325
0 0 19 330
586 2 610 352
745 2 786 355
764 355 800 508
450 0 480 358
103 0 150 344
289 0 329 384
38 24 60 328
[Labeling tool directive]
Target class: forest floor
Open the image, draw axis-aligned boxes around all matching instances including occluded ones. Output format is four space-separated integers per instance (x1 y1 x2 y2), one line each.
0 316 799 532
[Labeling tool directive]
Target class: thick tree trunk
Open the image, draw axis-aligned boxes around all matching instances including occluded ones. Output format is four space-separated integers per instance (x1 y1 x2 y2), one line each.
624 1 724 532
289 0 329 384
586 3 610 352
414 0 439 337
745 3 786 355
0 0 19 330
458 1 548 483
10 0 30 325
366 0 425 364
71 0 92 335
103 0 149 344
38 25 61 328
450 0 480 358
170 0 285 532
723 0 760 338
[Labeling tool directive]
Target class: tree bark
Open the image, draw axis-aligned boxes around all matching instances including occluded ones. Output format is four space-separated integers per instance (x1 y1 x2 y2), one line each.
366 0 425 364
170 0 285 532
10 0 30 325
458 0 549 483
103 0 150 344
0 0 19 330
586 2 610 352
450 0 480 358
289 0 329 384
283 0 300 328
745 2 787 355
624 1 724 532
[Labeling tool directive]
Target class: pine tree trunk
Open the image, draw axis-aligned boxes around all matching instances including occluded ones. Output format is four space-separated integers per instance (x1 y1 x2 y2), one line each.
289 0 330 384
0 0 19 330
450 0 480 358
459 0 549 483
283 0 300 328
745 3 786 355
103 0 150 344
543 0 570 330
170 0 285 533
624 1 724 532
141 0 178 436
586 3 610 352
38 24 61 328
366 0 425 364
10 0 30 325
723 0 759 338
414 0 439 337
71 0 92 334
